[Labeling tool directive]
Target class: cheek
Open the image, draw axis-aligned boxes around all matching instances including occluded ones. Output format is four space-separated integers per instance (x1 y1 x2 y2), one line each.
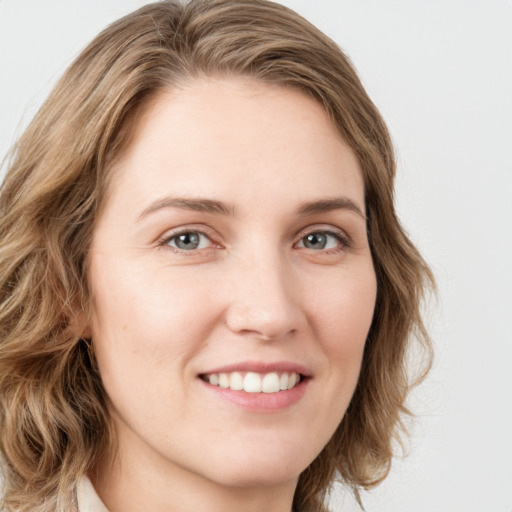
291 264 376 454
313 264 376 374
87 258 220 390
91 257 210 335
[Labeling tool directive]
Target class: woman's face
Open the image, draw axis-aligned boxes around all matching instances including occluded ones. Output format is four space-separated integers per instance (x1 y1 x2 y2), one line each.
87 79 376 492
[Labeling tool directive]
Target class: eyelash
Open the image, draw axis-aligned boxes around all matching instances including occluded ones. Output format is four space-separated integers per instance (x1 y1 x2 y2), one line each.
158 228 217 255
295 228 351 253
158 226 351 255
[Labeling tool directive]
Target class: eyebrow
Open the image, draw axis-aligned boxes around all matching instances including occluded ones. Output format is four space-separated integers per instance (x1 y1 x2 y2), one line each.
137 195 365 221
296 197 366 220
137 197 235 220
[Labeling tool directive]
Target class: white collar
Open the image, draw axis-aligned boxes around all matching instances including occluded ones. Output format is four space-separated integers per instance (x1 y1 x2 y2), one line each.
76 475 109 512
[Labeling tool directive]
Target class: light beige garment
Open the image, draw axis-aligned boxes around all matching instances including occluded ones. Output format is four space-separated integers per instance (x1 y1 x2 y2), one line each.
76 476 109 512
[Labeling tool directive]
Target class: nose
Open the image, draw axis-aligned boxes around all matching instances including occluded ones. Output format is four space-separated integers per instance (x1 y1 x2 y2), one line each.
224 251 306 341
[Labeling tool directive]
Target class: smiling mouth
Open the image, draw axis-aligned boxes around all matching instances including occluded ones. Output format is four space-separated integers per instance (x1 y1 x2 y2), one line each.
200 371 304 393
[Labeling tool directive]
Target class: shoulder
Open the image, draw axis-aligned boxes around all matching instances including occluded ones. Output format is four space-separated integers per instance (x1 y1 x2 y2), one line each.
0 474 106 512
76 476 109 512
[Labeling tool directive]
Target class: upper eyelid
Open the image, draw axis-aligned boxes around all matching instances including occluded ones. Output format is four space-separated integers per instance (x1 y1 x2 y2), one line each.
295 231 349 249
157 224 217 243
167 231 210 243
294 224 351 241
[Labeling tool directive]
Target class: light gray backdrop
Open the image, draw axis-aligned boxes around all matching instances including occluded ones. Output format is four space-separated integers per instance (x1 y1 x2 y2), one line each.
1 1 511 511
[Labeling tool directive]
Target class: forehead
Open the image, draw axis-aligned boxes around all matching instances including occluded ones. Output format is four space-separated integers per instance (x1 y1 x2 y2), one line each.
104 78 364 217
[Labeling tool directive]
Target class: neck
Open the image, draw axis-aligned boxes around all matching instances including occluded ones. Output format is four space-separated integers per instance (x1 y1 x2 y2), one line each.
90 443 297 512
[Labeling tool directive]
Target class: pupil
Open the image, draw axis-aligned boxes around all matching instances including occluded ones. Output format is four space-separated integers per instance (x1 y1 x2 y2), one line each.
176 232 200 250
305 233 326 249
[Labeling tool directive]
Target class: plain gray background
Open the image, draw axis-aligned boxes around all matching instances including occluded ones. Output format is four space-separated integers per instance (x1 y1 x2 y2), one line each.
1 1 511 511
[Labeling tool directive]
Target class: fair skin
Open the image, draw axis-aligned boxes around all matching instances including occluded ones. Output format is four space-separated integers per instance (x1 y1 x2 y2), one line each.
86 78 377 512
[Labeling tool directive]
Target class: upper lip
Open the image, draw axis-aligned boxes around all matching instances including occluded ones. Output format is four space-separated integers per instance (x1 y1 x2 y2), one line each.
199 360 313 377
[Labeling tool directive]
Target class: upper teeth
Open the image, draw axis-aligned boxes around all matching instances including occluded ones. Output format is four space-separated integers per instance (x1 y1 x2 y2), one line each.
205 371 300 393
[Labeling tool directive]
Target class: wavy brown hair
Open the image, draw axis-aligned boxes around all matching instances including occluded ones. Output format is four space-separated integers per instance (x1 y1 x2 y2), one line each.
0 1 433 510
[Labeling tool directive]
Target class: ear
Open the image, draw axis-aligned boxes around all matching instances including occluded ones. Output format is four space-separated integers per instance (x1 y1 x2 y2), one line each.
79 323 92 339
67 303 92 340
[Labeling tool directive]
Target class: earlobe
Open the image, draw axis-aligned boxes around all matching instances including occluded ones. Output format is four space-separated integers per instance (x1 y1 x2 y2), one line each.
68 306 92 340
80 324 93 339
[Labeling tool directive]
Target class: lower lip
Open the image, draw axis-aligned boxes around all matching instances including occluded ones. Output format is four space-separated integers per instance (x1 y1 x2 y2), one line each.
199 378 309 412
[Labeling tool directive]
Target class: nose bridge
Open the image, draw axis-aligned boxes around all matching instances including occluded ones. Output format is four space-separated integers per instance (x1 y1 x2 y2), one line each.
225 242 303 340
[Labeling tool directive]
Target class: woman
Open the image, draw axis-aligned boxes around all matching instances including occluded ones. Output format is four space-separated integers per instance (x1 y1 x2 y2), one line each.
0 1 433 511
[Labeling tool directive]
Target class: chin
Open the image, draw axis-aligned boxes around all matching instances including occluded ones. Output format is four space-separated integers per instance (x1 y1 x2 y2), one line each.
210 464 301 489
198 439 315 489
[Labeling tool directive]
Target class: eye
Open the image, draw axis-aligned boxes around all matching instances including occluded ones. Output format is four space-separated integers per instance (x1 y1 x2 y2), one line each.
296 231 346 251
164 231 212 251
